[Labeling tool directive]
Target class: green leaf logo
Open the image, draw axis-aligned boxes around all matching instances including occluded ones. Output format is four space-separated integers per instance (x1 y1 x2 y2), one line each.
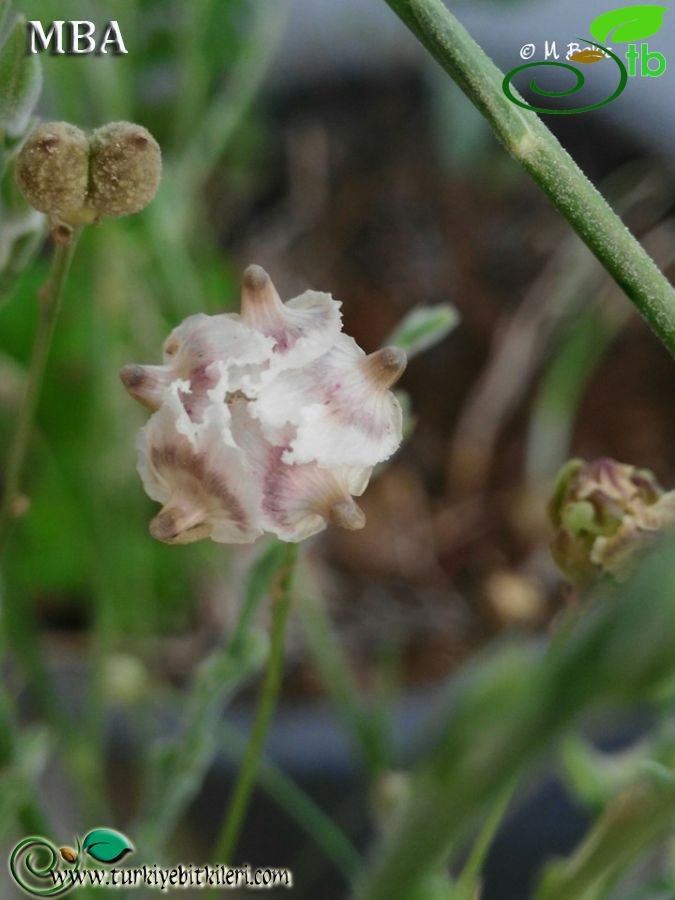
590 5 668 44
82 829 134 865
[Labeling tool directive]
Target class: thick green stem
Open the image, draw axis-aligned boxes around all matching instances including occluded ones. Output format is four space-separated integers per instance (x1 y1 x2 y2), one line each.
383 0 675 355
0 230 81 551
213 541 298 864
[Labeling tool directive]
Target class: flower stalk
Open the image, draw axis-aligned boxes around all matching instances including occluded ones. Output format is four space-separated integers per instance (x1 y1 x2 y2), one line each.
383 0 675 356
214 541 298 864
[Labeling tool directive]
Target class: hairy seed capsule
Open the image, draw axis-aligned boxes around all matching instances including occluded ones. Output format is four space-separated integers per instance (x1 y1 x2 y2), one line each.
15 122 89 221
88 121 161 217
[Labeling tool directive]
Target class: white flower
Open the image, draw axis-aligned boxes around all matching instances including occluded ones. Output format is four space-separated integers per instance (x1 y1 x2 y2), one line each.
121 265 406 544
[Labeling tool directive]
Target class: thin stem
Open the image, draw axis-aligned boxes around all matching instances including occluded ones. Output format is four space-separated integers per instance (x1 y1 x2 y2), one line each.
0 229 81 552
218 720 361 880
213 541 298 864
455 780 516 899
298 589 387 777
135 541 287 860
383 0 675 356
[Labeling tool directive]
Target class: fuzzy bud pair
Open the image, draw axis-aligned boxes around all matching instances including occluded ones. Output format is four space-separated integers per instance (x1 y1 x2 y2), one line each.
15 121 161 241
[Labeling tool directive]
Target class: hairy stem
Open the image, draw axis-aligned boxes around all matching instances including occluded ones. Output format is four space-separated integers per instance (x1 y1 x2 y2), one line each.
383 0 675 355
214 541 298 863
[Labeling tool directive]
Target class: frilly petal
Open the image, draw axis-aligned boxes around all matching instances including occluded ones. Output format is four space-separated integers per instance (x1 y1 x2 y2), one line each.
261 447 369 542
229 400 371 541
121 312 273 417
137 390 263 544
240 265 341 369
251 336 406 467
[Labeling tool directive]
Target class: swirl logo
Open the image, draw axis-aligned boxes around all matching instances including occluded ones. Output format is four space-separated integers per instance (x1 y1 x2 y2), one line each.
502 4 668 114
9 829 134 896
9 837 81 897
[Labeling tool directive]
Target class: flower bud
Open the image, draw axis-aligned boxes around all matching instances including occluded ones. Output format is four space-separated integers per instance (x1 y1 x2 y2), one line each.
549 457 675 583
15 122 90 234
88 121 161 217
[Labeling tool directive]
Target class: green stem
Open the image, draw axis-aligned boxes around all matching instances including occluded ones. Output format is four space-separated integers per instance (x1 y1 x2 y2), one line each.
383 0 675 355
455 780 516 899
0 230 81 552
298 589 387 776
213 541 298 864
135 541 286 859
218 720 361 880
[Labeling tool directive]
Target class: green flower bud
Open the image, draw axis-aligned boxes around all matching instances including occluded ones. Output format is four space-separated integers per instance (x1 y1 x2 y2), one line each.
15 122 90 230
88 121 161 217
549 457 675 584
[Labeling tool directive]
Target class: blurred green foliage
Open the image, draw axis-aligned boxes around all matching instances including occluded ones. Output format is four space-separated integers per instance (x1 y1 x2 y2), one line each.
0 0 285 636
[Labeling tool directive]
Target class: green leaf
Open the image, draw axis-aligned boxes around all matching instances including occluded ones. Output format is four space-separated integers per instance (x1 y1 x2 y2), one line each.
589 5 668 44
563 735 635 814
82 828 134 864
385 304 459 359
0 18 42 138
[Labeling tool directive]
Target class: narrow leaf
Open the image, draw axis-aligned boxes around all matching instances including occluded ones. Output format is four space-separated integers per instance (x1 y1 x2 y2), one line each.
0 18 42 137
589 5 668 44
385 304 459 359
82 828 134 864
